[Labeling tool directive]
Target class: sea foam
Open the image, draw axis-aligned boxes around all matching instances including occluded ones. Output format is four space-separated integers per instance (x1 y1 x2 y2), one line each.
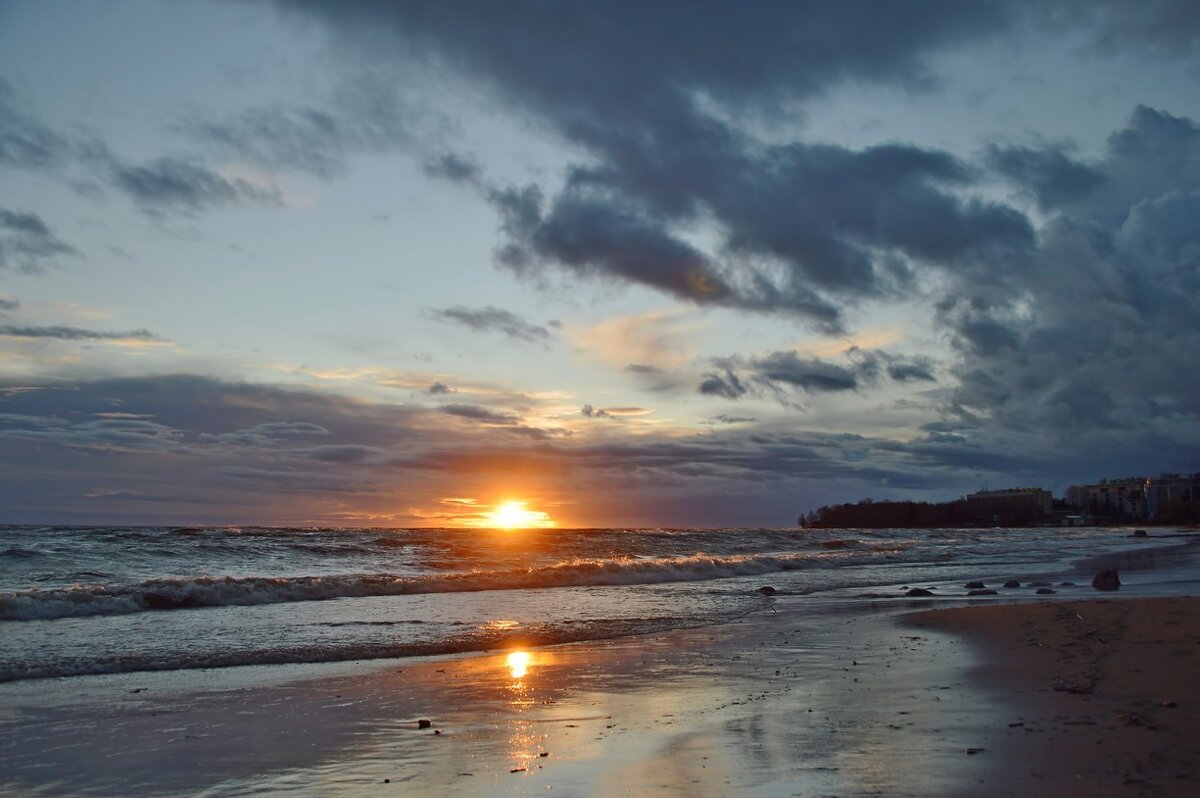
0 548 883 621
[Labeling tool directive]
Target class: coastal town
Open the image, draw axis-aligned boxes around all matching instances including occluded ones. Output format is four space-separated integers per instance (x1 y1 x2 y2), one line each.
800 472 1200 529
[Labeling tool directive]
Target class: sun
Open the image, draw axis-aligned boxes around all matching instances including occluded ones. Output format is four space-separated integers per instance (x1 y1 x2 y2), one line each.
484 500 555 530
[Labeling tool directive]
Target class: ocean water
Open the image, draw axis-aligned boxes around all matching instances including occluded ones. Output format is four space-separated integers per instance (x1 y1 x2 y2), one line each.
2 524 1195 682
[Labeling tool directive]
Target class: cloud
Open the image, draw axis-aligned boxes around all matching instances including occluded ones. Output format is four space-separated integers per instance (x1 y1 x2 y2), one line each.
2 80 281 220
710 414 757 425
438 403 520 424
750 351 863 393
886 358 937 383
1040 0 1200 56
0 371 1192 526
700 347 940 405
183 72 424 179
936 106 1200 458
698 368 748 400
109 156 282 214
422 151 483 185
271 1 1041 331
0 208 79 273
428 305 552 343
0 78 72 171
427 382 455 395
199 421 330 445
0 296 19 314
986 143 1108 209
0 324 161 341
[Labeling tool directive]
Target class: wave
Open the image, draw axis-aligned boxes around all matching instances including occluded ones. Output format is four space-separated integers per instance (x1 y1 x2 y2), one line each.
0 549 882 621
0 616 706 682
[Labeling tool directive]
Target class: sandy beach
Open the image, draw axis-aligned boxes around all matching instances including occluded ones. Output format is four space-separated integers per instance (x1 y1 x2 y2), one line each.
911 597 1200 796
0 591 1193 797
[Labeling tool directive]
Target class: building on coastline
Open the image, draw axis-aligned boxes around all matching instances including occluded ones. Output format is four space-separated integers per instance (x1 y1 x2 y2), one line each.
1065 473 1200 523
1146 473 1200 522
1064 477 1149 521
964 487 1053 525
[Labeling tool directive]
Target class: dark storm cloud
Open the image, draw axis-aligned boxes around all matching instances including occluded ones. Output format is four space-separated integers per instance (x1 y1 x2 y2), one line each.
698 369 747 400
753 351 862 393
701 348 935 403
1042 0 1200 55
428 305 551 343
109 156 281 213
0 208 78 273
886 358 937 383
936 107 1200 461
986 143 1107 209
427 382 455 395
0 324 161 341
270 0 1034 331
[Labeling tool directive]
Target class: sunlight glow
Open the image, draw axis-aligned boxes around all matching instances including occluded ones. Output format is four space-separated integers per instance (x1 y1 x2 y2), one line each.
506 651 531 679
484 500 555 530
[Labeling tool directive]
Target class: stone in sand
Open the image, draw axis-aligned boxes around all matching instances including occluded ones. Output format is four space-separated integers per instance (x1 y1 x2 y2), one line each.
1003 580 1021 588
417 719 432 729
965 581 986 589
968 589 998 596
1036 588 1056 595
1091 569 1121 591
1133 529 1148 537
757 585 778 595
906 588 935 597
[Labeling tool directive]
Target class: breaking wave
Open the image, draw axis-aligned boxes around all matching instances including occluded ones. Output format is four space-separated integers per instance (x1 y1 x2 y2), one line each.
0 549 886 621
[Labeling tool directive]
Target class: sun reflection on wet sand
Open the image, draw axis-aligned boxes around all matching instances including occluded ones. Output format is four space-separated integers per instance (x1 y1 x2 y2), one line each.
502 650 544 773
506 650 531 680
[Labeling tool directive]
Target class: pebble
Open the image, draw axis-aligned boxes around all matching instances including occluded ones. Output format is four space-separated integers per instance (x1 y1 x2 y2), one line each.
417 719 432 729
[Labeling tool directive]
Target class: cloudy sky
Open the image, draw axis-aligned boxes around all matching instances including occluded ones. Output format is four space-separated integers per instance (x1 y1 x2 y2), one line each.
1 0 1198 527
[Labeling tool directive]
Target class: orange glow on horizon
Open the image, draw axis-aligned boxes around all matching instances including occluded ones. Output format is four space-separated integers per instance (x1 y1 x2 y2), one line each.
482 500 556 530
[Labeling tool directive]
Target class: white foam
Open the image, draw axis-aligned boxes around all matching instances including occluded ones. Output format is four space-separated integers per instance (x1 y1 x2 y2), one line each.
0 549 882 621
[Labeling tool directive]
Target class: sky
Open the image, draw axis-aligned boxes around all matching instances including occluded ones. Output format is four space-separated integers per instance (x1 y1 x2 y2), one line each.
1 0 1198 528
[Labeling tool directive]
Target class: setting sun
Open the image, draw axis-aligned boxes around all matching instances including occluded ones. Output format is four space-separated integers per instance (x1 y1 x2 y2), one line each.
484 501 556 530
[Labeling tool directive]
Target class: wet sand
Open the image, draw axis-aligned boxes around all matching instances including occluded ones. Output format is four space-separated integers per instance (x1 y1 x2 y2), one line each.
2 596 1197 796
910 597 1200 797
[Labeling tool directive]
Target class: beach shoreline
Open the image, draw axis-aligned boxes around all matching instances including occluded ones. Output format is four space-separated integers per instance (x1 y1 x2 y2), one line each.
910 597 1200 796
3 578 1199 795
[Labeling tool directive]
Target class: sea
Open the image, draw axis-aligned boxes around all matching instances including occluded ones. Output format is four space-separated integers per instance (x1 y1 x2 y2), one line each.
2 524 1197 683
